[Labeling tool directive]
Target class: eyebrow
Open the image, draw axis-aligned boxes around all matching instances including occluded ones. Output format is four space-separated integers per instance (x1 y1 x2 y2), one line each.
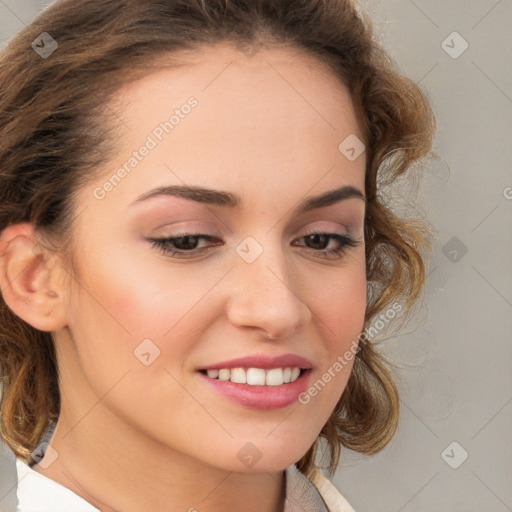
132 184 365 212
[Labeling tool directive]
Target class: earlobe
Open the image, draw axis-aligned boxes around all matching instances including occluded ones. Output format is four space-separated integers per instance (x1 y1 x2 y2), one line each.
0 223 67 331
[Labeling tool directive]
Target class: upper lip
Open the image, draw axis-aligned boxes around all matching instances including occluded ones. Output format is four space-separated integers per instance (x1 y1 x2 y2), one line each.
199 353 313 371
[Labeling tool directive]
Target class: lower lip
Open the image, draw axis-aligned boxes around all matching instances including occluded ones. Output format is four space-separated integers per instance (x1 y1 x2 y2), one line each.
197 369 312 410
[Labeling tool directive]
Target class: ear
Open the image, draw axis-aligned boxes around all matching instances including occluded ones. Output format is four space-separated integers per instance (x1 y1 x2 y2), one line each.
0 223 67 331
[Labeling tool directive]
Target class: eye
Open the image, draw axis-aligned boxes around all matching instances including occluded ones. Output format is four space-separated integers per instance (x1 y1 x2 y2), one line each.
147 230 362 260
292 230 362 260
147 233 221 259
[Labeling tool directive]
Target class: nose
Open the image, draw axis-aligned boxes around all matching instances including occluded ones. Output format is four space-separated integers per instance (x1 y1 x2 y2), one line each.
225 243 312 340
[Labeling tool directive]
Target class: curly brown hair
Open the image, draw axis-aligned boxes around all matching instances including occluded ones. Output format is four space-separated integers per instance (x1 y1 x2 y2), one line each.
0 0 435 480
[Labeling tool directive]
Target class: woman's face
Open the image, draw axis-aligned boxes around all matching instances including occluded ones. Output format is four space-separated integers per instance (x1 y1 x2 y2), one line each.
57 42 367 473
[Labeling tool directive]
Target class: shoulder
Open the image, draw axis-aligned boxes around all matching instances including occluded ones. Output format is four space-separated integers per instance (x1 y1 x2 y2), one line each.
285 463 357 512
14 457 355 512
309 466 357 512
15 459 100 512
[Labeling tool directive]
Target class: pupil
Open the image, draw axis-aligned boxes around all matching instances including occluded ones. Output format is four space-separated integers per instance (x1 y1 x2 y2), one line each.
175 236 198 250
307 234 327 250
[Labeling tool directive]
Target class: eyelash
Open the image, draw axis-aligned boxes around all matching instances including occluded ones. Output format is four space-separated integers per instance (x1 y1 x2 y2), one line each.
147 230 362 260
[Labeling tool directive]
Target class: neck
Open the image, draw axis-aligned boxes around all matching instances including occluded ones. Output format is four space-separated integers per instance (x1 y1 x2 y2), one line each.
32 408 286 512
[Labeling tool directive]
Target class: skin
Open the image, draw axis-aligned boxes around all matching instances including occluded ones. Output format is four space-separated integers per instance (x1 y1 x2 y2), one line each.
0 42 367 511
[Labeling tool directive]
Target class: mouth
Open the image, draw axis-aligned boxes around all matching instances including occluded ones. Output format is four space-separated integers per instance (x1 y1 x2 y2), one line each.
198 367 309 386
196 367 313 410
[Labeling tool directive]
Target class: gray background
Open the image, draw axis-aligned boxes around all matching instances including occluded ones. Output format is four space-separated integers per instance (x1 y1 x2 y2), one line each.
0 0 511 511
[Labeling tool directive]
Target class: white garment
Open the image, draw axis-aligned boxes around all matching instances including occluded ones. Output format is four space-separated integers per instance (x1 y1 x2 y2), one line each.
15 460 99 512
15 458 356 512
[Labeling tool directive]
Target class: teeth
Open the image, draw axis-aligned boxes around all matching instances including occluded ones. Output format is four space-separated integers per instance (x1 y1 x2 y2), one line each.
265 368 284 386
204 367 303 386
247 368 266 386
218 369 230 381
230 367 246 384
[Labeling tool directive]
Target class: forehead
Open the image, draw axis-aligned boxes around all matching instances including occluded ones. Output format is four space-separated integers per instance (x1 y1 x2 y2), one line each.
112 41 362 141
89 42 365 209
117 41 354 107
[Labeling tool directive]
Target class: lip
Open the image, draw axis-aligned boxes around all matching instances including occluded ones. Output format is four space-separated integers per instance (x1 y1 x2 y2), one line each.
197 353 313 371
197 368 313 410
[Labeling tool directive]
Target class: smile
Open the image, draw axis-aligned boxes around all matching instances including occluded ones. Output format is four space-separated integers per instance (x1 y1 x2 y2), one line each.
199 367 304 386
197 367 312 410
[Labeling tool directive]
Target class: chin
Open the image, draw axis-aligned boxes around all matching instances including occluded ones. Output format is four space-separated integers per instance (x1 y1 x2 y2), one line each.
203 438 316 474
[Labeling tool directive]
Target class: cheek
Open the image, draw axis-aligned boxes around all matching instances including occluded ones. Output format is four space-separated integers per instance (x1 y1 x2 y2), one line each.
72 241 193 333
64 250 206 430
312 256 367 342
319 285 364 382
67 243 221 374
303 258 366 403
